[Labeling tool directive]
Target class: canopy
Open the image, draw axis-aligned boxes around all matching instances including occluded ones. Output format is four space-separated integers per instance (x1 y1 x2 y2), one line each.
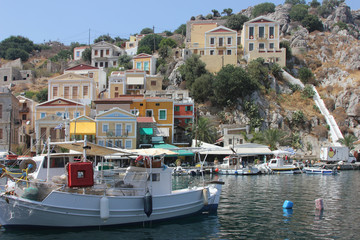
52 140 132 156
128 148 178 156
272 150 293 156
70 122 96 135
140 128 153 135
153 144 194 157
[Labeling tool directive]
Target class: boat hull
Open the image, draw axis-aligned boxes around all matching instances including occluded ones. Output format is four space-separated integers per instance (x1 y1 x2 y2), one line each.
304 168 338 175
0 185 221 229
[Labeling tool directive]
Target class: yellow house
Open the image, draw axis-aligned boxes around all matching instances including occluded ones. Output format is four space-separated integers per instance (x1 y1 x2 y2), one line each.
70 115 96 142
95 107 137 149
241 16 286 67
130 97 174 144
132 53 157 75
48 73 96 105
187 23 238 73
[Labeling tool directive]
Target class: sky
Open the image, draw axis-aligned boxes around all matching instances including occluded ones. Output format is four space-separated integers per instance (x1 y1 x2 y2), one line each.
1 0 359 45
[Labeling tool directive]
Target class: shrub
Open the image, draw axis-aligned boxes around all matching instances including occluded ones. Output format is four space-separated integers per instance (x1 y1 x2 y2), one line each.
225 14 249 31
290 4 310 22
252 2 275 17
333 21 348 31
298 67 314 84
301 14 324 32
302 84 315 98
292 110 306 126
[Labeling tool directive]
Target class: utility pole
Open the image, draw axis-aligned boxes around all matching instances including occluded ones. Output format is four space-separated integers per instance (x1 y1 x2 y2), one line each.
88 28 91 46
153 26 155 53
8 107 12 153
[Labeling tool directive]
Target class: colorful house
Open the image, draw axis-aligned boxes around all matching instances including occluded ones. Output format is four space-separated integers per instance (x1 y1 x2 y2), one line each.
48 73 96 105
91 41 125 68
95 107 137 149
64 64 107 93
70 115 96 143
241 16 286 66
73 46 90 61
132 53 157 75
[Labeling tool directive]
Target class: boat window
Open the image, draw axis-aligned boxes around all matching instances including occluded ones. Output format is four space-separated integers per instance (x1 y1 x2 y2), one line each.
151 173 160 182
271 160 276 164
42 157 70 168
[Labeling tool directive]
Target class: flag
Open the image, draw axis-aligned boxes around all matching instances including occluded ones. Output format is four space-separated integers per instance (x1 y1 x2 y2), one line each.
54 123 63 130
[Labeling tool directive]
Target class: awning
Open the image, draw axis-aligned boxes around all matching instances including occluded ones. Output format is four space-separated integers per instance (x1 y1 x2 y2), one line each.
70 122 96 135
153 144 194 157
128 148 178 156
155 128 169 137
52 141 133 156
127 77 144 85
140 128 153 135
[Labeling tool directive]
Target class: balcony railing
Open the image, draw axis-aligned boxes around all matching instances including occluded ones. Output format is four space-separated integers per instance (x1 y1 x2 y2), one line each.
105 129 129 138
19 107 30 113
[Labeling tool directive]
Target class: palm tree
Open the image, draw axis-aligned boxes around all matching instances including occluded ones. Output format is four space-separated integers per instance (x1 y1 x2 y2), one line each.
253 128 290 150
186 117 218 146
337 134 358 150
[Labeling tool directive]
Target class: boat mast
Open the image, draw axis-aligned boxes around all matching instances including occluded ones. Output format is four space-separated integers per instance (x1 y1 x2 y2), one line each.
46 136 51 182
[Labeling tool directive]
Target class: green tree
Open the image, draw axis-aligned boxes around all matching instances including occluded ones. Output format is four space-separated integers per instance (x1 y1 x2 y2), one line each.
213 65 257 107
222 8 233 16
82 48 92 63
285 0 306 5
178 55 208 90
36 88 48 103
211 9 221 17
5 48 29 61
309 0 321 8
174 24 186 36
118 55 133 69
247 58 269 88
243 101 263 129
253 128 290 150
140 27 154 34
137 45 152 55
298 67 314 84
302 14 323 32
337 134 357 150
189 117 218 144
138 34 164 53
191 73 214 103
0 36 38 59
158 45 172 59
159 38 177 49
270 63 283 79
225 14 249 31
318 0 345 18
50 49 72 62
94 34 114 43
280 41 292 61
163 30 173 36
289 4 309 22
252 2 276 18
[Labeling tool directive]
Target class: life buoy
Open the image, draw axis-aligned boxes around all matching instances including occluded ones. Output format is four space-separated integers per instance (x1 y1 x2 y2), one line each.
135 155 150 166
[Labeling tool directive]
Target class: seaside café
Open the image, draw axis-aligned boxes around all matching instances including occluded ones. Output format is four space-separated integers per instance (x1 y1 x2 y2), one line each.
196 142 273 163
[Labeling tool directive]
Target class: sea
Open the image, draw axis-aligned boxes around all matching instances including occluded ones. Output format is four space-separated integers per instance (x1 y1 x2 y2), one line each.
1 171 360 240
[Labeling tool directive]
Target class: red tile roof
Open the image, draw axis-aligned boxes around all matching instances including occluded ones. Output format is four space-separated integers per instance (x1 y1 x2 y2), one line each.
66 64 99 71
137 117 155 123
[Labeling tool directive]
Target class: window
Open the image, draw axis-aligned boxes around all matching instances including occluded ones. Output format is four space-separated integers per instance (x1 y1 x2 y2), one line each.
249 27 254 39
22 114 26 120
136 62 142 70
4 76 7 81
151 81 156 86
144 61 149 71
125 140 132 149
146 109 153 117
193 49 198 54
115 92 119 98
102 124 109 133
106 49 109 55
115 140 123 148
227 37 232 45
210 50 214 55
113 61 117 66
125 124 132 134
269 43 274 49
218 37 224 47
259 43 265 49
105 62 108 68
131 109 139 115
95 50 98 56
100 62 104 67
115 124 122 136
98 140 104 146
159 110 166 120
95 62 98 67
72 86 78 99
218 50 224 55
40 112 46 118
0 105 2 119
269 26 274 38
259 26 264 38
156 103 160 106
174 119 180 125
83 86 89 97
74 112 80 118
210 37 215 45
115 87 119 91
0 129 2 139
249 43 254 51
185 106 193 111
89 73 94 78
53 86 58 97
200 51 204 55
174 106 180 111
227 50 232 55
185 119 192 124
56 112 62 117
106 140 113 147
76 51 80 57
229 138 232 145
64 86 70 98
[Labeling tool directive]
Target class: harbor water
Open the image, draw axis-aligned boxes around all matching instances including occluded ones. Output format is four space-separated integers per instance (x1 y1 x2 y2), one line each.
1 171 360 239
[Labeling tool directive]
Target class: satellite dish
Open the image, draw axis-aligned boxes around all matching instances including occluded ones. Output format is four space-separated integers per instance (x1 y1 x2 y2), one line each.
19 159 37 173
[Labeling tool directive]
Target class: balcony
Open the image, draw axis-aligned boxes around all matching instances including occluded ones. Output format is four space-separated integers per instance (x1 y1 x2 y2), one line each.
105 129 129 138
256 34 268 39
19 107 30 113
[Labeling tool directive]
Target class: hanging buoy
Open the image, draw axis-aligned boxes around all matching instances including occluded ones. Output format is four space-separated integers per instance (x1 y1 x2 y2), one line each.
144 191 153 217
315 198 324 210
215 168 219 173
100 196 110 220
234 171 238 175
203 188 209 205
283 200 293 209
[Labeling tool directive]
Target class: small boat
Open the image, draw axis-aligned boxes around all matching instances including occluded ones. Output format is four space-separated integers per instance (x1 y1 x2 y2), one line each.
0 139 223 229
215 155 260 175
304 167 339 175
172 166 188 176
257 157 302 174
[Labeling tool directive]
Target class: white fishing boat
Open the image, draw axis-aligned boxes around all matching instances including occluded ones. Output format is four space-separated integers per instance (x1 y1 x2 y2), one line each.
304 167 339 175
215 155 260 175
0 139 223 229
259 157 302 174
